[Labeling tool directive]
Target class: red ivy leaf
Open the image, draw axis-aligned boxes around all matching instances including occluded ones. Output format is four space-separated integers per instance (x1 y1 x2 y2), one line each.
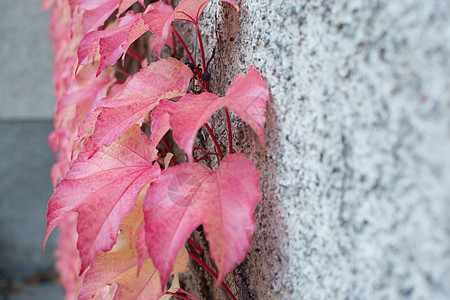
79 228 189 300
45 125 160 273
143 153 261 288
77 11 148 76
88 57 192 157
55 63 115 128
149 66 268 161
142 2 175 57
54 212 84 300
174 0 238 23
78 0 140 34
144 0 238 55
78 0 119 34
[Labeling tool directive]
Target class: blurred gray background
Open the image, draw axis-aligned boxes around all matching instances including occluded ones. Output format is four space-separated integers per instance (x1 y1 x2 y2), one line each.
0 0 63 298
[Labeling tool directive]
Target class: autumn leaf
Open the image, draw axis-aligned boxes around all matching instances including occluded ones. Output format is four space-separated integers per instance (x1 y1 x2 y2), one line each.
143 153 261 288
78 0 140 34
77 11 149 76
55 63 115 129
142 2 175 57
88 58 192 157
143 0 238 55
148 66 269 161
174 0 238 23
55 212 84 300
78 228 189 300
45 125 160 273
78 0 120 34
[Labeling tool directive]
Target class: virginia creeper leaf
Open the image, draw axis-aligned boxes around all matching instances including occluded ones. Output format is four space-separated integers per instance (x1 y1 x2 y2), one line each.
142 2 175 57
88 58 192 157
143 153 261 288
55 212 85 300
45 125 160 273
78 0 140 34
149 66 269 161
79 0 119 34
174 0 239 23
143 0 238 54
77 11 149 76
79 228 189 300
55 63 115 128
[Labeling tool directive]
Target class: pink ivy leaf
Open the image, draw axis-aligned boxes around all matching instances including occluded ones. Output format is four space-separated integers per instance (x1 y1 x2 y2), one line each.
79 228 189 300
88 58 192 157
78 0 119 34
55 63 115 129
149 66 269 161
143 0 238 55
54 212 84 300
135 226 148 275
149 30 175 57
118 0 143 16
41 0 56 11
77 0 140 34
143 153 261 288
174 0 239 23
45 125 161 274
220 65 269 146
142 2 175 57
77 11 149 76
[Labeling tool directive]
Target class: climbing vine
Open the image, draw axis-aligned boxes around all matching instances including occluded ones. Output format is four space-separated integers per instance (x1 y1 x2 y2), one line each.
43 0 269 299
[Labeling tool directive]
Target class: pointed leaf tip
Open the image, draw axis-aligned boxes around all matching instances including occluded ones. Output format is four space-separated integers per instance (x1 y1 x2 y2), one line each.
143 153 260 288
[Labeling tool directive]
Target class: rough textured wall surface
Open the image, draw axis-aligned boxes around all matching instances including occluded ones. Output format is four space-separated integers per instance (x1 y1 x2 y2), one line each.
186 0 450 299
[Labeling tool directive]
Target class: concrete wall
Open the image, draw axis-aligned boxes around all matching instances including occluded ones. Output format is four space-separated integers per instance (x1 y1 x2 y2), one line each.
0 0 58 277
188 0 450 299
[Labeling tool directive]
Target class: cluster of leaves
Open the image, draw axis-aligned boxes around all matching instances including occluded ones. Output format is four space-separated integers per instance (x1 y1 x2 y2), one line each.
43 0 269 299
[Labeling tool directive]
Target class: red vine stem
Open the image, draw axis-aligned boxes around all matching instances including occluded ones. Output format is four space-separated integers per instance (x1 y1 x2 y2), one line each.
223 107 233 154
172 27 195 64
194 146 220 156
156 146 167 156
173 26 221 160
203 123 223 158
126 48 145 62
115 68 131 77
188 237 203 255
161 139 178 165
195 152 221 162
195 22 208 91
179 288 202 300
187 250 237 300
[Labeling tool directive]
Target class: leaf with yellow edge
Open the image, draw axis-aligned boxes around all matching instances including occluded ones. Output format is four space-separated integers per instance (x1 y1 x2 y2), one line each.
79 228 189 300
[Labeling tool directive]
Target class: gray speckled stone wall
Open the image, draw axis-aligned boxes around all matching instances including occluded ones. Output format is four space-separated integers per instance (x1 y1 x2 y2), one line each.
188 0 450 299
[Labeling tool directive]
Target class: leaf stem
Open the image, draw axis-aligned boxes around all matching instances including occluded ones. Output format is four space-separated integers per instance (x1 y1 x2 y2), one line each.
178 288 202 300
173 26 195 65
115 68 131 77
195 152 221 162
188 237 203 255
156 146 167 156
224 107 233 154
203 123 223 158
187 250 237 300
161 138 177 165
195 23 208 91
126 48 145 62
